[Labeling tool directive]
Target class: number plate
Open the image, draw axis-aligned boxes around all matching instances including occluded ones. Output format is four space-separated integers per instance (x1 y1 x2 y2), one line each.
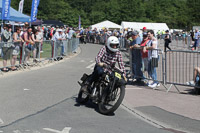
115 72 122 79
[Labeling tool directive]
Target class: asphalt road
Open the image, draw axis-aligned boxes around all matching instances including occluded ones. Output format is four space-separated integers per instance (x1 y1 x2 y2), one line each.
0 43 174 133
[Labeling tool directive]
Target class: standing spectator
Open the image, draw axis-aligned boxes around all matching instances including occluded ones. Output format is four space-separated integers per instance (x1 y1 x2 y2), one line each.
11 27 24 70
32 29 42 62
1 25 12 72
192 28 200 50
140 32 149 75
182 31 186 45
145 30 159 88
52 29 65 57
37 26 44 52
21 27 34 64
164 30 172 52
190 30 194 46
68 28 75 40
157 30 161 40
129 31 143 82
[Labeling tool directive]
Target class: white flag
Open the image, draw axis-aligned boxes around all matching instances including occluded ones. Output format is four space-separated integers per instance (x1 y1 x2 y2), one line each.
18 0 24 13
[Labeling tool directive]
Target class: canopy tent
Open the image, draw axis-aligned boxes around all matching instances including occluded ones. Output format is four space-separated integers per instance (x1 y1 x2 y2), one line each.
91 20 122 30
0 0 31 22
29 19 43 25
121 21 169 31
42 20 64 27
5 21 24 26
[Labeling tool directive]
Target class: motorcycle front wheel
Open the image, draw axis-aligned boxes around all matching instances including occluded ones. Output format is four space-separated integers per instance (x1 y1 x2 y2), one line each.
98 85 125 115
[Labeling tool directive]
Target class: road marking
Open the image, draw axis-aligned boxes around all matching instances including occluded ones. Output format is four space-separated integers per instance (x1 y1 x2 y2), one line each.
0 131 3 132
43 127 71 133
126 88 143 90
80 60 85 62
86 63 95 70
13 130 21 133
23 88 30 91
0 119 4 124
90 60 93 62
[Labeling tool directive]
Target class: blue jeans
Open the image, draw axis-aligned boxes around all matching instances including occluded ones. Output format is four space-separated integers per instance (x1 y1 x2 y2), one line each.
132 50 144 80
148 59 158 84
88 64 104 84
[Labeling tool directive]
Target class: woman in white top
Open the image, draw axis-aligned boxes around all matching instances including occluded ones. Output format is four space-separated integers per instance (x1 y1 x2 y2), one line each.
144 30 159 88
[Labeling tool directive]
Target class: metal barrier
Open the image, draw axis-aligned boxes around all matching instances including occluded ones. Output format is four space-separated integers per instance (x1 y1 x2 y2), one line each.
0 38 80 74
164 50 200 92
128 47 200 93
129 48 164 85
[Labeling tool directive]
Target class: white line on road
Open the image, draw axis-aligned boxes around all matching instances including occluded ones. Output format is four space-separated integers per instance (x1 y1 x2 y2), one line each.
23 88 30 91
126 88 143 90
43 127 71 133
86 63 95 70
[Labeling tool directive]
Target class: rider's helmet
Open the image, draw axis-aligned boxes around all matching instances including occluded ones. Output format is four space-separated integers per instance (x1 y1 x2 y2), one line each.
106 36 119 52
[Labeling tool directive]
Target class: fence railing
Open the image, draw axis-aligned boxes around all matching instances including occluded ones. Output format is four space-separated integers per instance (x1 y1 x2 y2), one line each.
0 38 80 73
129 48 164 84
128 47 200 93
165 50 200 92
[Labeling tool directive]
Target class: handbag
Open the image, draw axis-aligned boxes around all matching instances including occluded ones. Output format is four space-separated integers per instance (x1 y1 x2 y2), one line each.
151 57 158 67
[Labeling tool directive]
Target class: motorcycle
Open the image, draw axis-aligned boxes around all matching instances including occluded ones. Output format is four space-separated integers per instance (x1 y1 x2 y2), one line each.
77 64 126 115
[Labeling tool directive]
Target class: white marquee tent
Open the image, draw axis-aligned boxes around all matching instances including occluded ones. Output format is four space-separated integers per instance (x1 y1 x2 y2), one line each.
91 20 122 30
121 21 169 31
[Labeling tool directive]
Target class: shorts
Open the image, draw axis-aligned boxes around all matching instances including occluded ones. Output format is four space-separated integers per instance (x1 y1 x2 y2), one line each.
2 47 12 60
25 44 32 54
12 46 20 56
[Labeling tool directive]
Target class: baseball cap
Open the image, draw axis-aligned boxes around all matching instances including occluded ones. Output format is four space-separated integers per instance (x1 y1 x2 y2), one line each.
58 29 62 32
132 31 138 36
143 27 147 30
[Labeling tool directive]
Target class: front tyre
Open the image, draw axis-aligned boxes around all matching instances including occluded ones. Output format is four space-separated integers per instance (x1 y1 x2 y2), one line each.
98 85 125 115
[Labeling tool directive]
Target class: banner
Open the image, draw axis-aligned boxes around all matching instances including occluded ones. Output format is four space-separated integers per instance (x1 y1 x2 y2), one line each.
31 0 40 22
2 0 11 20
78 16 81 30
18 0 24 13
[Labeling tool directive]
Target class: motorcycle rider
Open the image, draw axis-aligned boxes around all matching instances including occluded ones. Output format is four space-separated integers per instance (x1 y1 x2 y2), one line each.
82 36 127 92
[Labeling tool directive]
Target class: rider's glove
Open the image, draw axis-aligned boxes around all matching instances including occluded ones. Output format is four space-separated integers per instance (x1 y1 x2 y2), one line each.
98 62 104 67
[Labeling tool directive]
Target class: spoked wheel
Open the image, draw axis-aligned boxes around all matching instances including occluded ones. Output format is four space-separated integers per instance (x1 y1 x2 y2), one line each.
77 84 89 104
98 85 125 115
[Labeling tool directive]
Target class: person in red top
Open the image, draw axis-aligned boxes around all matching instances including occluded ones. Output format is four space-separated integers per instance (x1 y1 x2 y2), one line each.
140 32 149 72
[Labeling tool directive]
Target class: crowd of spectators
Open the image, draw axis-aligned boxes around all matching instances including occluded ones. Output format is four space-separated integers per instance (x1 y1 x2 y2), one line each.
0 23 81 72
0 23 199 88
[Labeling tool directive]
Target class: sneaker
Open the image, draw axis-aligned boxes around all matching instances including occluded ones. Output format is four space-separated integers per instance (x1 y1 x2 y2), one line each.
157 83 160 87
186 81 195 86
148 83 157 88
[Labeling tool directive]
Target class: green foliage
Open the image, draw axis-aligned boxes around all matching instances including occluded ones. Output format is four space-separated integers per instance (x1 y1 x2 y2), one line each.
11 0 200 29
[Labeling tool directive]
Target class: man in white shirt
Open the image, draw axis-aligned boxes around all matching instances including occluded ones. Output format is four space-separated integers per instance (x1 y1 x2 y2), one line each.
52 29 66 57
